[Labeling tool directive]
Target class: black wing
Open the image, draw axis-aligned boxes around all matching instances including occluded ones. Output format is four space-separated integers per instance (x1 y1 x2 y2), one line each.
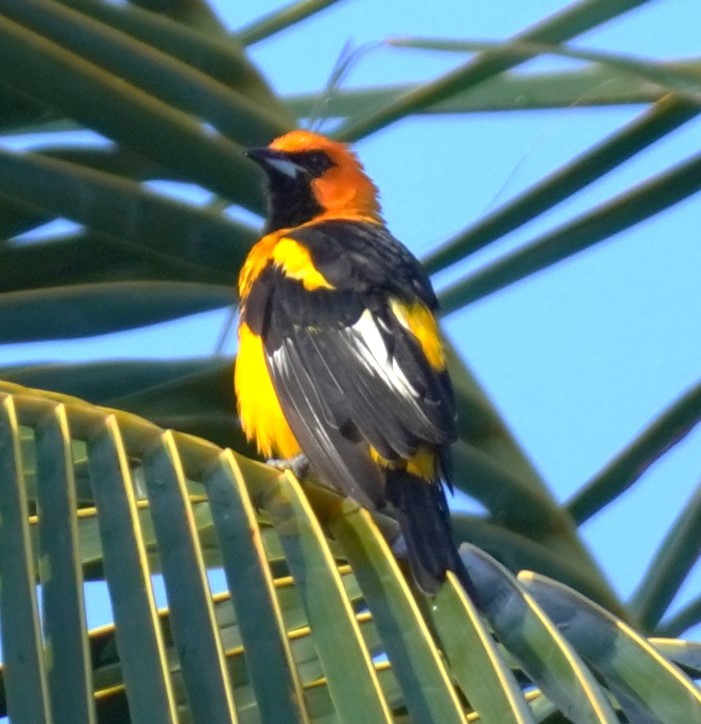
244 221 455 508
288 219 438 306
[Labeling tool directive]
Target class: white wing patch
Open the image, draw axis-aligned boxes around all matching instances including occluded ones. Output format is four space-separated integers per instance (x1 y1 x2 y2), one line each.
349 309 420 400
271 345 290 375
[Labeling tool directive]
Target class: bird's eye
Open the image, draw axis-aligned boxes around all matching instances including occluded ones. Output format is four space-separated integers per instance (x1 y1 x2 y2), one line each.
287 150 336 178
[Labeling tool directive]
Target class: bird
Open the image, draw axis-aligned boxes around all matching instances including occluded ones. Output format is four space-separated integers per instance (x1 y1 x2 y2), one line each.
235 129 470 594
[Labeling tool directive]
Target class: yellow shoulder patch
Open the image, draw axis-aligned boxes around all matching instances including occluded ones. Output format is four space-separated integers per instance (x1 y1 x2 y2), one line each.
272 238 335 291
390 299 446 371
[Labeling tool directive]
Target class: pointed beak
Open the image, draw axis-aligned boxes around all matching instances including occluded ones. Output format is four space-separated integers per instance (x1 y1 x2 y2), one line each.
244 147 273 166
245 147 303 179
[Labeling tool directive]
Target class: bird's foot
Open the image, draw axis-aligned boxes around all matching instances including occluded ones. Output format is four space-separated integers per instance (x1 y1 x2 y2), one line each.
266 454 309 480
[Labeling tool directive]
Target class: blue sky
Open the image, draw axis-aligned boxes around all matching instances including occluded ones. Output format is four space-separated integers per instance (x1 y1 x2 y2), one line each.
1 0 699 639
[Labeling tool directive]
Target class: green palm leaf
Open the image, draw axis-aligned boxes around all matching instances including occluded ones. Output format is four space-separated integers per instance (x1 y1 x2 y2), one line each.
1 383 698 722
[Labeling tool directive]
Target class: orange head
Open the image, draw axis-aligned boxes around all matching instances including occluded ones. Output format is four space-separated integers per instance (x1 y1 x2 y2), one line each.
246 130 382 231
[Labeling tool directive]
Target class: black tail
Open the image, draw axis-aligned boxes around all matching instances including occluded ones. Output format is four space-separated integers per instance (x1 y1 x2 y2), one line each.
386 470 473 596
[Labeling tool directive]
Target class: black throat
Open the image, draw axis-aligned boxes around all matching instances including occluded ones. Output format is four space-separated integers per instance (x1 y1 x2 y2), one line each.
264 174 324 233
